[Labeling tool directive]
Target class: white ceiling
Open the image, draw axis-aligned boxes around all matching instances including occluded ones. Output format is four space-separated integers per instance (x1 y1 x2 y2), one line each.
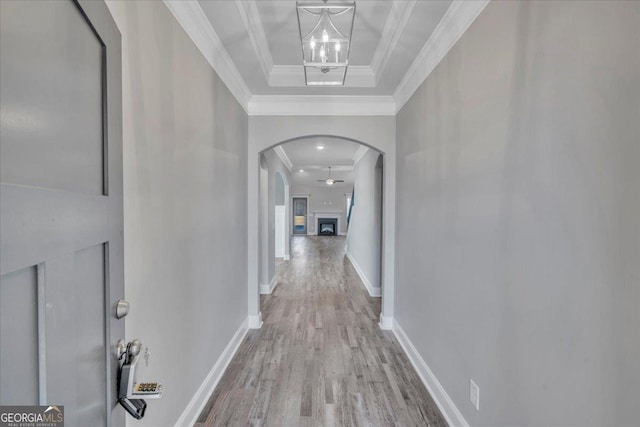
273 136 373 188
197 0 452 95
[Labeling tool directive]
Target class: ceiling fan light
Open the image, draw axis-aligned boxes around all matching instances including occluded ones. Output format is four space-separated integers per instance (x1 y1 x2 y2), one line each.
326 178 335 185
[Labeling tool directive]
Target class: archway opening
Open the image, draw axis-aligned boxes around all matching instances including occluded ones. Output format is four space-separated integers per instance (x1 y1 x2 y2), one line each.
257 136 384 322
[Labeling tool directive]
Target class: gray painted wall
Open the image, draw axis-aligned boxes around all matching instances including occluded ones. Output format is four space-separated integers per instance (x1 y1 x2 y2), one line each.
259 155 269 291
263 150 291 285
275 173 285 206
106 2 248 426
395 1 640 425
346 149 383 294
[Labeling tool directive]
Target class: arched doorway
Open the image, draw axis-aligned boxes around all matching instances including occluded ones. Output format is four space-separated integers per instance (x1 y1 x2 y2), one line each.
247 116 396 330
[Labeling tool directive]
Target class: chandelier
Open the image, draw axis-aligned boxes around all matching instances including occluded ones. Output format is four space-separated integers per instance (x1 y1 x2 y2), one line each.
296 1 356 86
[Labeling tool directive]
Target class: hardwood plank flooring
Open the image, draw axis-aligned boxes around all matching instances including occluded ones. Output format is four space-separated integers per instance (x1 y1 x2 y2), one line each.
196 236 446 426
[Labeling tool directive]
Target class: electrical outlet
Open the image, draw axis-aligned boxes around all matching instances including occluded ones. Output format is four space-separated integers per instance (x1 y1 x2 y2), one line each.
470 379 480 411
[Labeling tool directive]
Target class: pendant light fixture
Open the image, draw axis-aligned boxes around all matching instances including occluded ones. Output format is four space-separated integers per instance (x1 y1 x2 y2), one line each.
296 0 356 86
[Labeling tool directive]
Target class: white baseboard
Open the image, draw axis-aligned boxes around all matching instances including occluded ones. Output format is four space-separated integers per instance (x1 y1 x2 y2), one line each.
379 314 394 330
345 251 381 297
248 312 263 329
393 320 469 427
260 276 278 294
174 318 249 427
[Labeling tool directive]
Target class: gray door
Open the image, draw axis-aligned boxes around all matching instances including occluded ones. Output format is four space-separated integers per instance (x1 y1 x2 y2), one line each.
0 0 124 426
292 197 308 235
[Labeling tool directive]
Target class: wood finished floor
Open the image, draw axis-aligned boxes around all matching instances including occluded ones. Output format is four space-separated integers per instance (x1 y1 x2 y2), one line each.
196 236 446 426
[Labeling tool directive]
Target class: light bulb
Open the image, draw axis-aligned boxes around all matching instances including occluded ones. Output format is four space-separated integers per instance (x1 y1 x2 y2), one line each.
335 41 341 52
322 29 328 43
310 37 316 49
320 47 325 59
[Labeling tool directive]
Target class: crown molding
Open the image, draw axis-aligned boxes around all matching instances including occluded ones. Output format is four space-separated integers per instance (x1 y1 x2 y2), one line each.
164 0 488 117
370 1 416 83
269 65 375 88
273 146 293 172
393 0 490 112
163 0 251 112
235 0 273 82
236 0 375 88
248 95 396 116
352 145 369 166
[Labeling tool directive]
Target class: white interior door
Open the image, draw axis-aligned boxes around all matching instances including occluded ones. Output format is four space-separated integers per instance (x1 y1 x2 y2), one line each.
0 0 124 426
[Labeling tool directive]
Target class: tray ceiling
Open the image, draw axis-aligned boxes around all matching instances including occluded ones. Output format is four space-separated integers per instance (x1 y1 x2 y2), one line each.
197 0 452 94
165 0 490 114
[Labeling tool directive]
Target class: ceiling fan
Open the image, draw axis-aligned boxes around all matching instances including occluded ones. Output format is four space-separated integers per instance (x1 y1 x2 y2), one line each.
317 167 344 185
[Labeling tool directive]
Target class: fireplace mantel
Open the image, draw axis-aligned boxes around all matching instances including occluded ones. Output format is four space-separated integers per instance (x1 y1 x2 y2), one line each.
313 212 343 235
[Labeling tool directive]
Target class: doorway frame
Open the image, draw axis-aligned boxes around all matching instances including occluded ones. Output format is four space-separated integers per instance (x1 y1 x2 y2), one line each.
247 116 396 331
291 194 310 236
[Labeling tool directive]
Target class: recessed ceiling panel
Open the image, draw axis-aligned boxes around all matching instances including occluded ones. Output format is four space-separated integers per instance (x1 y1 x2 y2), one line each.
196 0 453 95
348 1 391 65
199 0 269 85
255 1 300 65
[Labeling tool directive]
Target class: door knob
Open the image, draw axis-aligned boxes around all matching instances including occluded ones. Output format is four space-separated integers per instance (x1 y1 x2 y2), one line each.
116 299 129 319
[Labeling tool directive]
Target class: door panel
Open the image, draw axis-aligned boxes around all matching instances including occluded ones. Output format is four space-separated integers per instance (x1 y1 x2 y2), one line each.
0 267 39 404
0 0 105 195
46 244 107 426
0 0 123 426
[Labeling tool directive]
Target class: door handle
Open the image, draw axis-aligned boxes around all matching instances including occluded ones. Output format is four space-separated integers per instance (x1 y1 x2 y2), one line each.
117 339 163 419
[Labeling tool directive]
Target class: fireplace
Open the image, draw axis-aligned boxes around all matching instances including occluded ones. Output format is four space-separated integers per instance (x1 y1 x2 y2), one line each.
317 218 337 236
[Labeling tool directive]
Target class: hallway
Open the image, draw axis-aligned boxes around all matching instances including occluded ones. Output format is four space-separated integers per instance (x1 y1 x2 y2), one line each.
196 236 446 426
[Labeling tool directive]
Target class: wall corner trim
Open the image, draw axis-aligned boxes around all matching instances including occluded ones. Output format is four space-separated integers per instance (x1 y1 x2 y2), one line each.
174 318 249 427
379 314 394 330
393 0 490 112
163 0 252 113
260 276 278 295
248 312 263 329
393 320 470 427
345 250 381 297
